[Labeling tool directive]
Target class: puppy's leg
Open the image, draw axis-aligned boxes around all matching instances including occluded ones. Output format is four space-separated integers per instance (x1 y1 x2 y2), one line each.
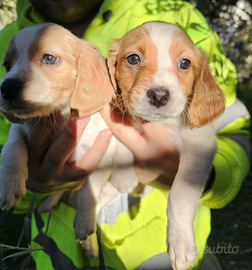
74 167 111 257
96 181 120 215
38 191 64 213
0 124 28 209
167 127 216 270
81 233 99 258
111 141 138 193
81 182 121 257
74 177 99 241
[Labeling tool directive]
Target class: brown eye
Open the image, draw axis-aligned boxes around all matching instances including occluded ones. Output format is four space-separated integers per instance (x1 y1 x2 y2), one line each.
43 54 59 65
178 59 191 70
126 54 140 65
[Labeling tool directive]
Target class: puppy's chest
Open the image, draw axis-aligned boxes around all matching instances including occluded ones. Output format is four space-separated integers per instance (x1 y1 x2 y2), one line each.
159 119 200 153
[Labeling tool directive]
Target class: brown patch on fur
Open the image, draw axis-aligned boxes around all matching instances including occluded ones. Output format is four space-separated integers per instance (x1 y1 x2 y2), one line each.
19 24 114 118
71 40 115 117
169 28 225 128
107 25 158 116
169 29 196 98
188 48 225 128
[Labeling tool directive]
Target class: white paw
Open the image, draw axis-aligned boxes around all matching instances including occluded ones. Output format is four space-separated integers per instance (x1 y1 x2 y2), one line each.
74 215 96 242
111 169 138 193
0 171 26 210
167 224 197 270
81 233 99 258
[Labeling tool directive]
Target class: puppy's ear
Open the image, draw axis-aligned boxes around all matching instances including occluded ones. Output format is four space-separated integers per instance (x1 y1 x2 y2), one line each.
107 39 125 112
70 40 115 118
107 40 120 90
187 50 225 128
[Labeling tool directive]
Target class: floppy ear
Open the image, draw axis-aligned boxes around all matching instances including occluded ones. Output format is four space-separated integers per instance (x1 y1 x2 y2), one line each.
107 39 125 113
70 40 115 118
187 50 225 128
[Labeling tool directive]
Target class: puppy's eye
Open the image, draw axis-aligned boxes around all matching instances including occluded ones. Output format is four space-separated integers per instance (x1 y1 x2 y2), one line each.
126 54 140 65
43 54 59 65
3 62 11 72
178 59 191 70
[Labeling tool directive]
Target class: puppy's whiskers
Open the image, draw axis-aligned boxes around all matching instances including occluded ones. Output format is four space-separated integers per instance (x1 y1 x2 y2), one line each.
182 104 189 126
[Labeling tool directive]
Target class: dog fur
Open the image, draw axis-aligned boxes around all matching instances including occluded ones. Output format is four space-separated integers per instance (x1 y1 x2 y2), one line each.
107 21 225 270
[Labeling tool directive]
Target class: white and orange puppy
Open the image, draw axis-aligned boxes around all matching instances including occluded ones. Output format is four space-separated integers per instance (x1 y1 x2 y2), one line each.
0 23 138 255
108 21 225 270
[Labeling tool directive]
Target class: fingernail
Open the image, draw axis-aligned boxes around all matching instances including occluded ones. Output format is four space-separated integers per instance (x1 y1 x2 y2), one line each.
103 128 113 142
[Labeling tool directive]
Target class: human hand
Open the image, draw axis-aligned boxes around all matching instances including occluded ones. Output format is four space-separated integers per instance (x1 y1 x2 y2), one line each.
25 113 112 193
100 104 179 190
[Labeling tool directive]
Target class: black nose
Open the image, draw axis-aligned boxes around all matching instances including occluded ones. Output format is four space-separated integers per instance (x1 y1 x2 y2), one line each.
1 78 24 101
147 88 170 108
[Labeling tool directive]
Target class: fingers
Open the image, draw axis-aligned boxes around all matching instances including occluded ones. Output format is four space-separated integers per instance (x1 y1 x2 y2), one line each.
62 128 112 182
100 104 178 162
43 117 90 171
76 128 112 173
100 104 148 153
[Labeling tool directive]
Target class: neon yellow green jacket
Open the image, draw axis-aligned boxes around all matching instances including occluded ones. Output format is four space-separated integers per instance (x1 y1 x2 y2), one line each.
0 0 250 269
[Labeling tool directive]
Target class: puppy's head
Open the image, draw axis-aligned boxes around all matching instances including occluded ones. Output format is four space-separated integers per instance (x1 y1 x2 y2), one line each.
108 21 225 128
0 23 114 121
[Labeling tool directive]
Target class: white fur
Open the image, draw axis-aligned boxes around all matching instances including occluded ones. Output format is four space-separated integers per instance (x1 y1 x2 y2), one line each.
146 23 217 269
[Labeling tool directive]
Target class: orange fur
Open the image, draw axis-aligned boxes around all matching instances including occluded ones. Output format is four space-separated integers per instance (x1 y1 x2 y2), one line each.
71 40 115 118
168 29 196 98
108 26 158 115
187 49 226 128
169 28 225 128
6 24 114 119
108 23 225 127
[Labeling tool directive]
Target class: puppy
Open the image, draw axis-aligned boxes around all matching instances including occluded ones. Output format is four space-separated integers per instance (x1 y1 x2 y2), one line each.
108 21 225 270
0 23 138 256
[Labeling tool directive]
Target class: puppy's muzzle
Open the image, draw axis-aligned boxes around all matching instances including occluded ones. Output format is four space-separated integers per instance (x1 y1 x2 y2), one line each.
1 78 24 101
147 88 170 108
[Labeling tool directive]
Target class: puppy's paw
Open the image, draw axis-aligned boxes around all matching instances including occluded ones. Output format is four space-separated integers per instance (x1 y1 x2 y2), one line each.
81 234 99 258
0 172 26 210
167 225 197 270
111 169 138 193
74 215 96 242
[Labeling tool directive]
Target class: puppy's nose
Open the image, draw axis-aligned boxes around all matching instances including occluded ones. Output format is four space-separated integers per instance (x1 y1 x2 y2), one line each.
147 88 170 108
1 78 23 100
